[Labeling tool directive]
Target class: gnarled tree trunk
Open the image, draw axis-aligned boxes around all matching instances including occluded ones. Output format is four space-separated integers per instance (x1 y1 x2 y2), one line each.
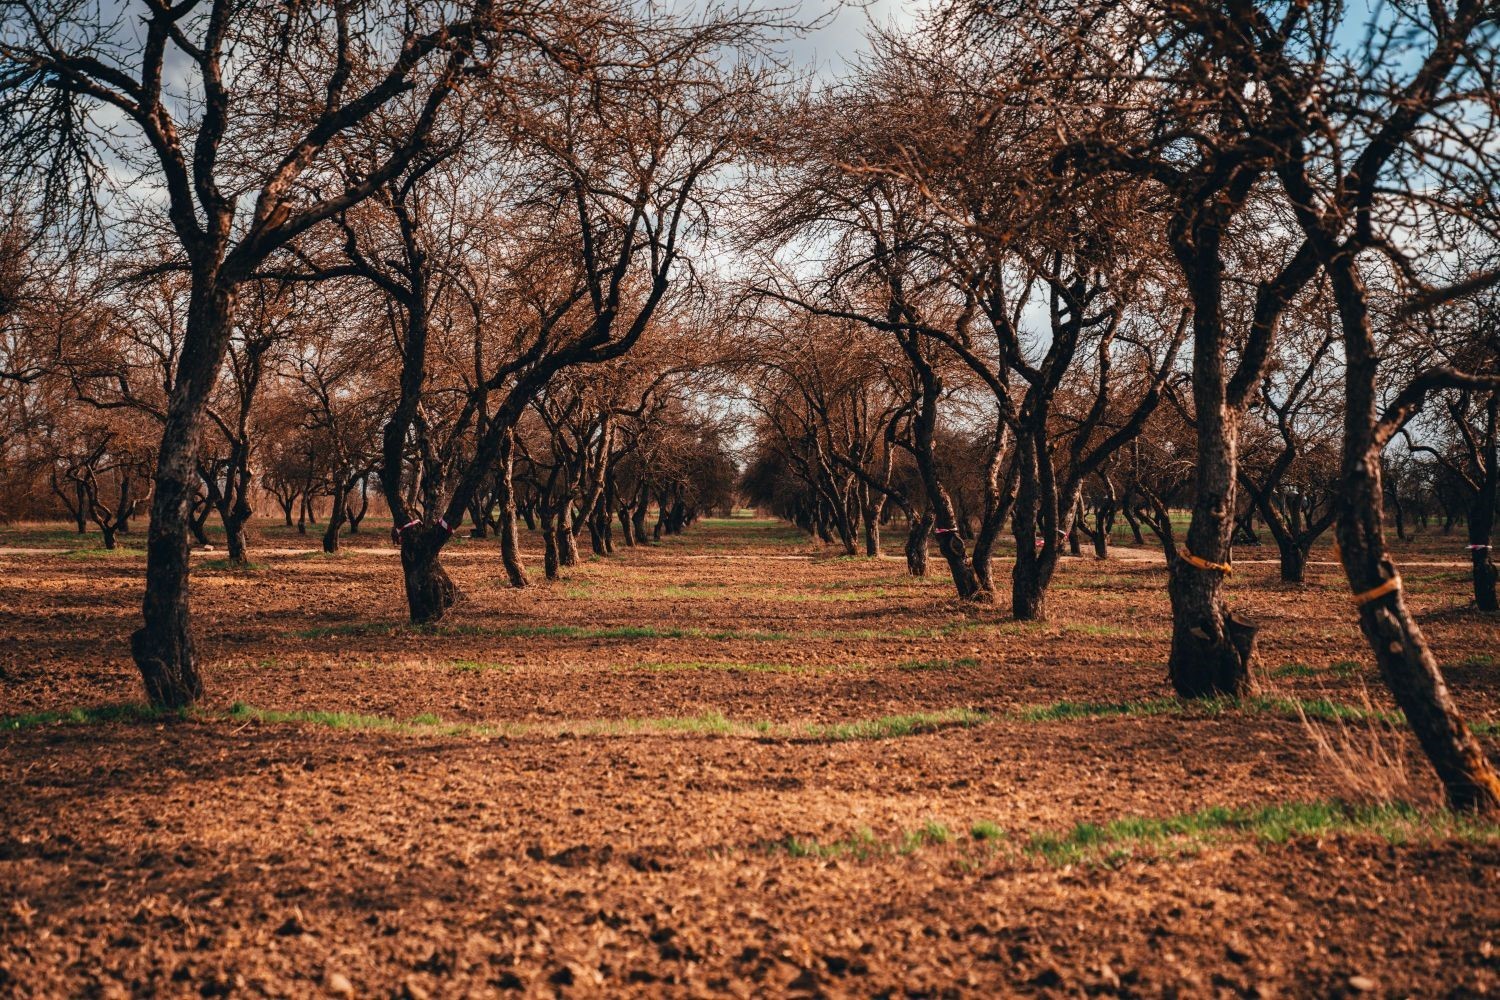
400 526 457 624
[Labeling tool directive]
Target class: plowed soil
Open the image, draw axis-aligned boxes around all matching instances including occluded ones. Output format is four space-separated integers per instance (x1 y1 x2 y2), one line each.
3 517 1499 998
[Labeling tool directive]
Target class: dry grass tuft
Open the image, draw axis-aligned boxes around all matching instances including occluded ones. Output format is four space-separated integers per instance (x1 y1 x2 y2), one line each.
1286 680 1432 808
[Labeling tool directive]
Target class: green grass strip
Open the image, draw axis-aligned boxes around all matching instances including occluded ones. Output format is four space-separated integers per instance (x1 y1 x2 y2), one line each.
801 708 991 741
1 703 187 730
1021 799 1500 865
766 800 1500 867
1011 696 1439 731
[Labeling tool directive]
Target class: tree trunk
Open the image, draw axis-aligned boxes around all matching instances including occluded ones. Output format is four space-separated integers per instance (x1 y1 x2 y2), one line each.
71 481 88 533
1471 541 1498 612
497 431 529 587
1010 437 1058 620
184 490 211 545
589 503 609 556
1327 252 1500 814
543 511 561 581
1277 537 1307 585
632 482 650 544
467 497 490 538
814 513 834 544
1012 555 1048 621
1166 235 1256 700
400 529 457 624
1468 396 1497 612
904 514 931 577
904 342 986 601
1091 504 1111 560
347 478 368 534
224 511 250 565
131 282 235 709
600 508 614 554
322 483 347 554
560 504 581 565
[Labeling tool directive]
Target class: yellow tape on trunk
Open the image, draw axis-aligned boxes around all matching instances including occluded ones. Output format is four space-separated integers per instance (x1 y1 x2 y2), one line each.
1351 575 1401 607
1180 550 1232 575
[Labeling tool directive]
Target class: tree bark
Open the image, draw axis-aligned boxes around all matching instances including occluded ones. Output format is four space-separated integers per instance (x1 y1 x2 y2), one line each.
224 510 250 564
497 430 529 587
1011 436 1060 621
1277 538 1307 585
904 513 931 577
1166 235 1256 699
132 282 235 709
400 527 457 624
543 510 561 581
559 503 581 565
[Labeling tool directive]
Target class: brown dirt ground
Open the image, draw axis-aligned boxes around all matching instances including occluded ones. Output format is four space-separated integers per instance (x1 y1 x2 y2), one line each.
2 516 1499 998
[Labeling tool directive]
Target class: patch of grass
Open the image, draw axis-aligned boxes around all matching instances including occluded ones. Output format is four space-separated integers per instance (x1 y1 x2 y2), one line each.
896 656 980 672
226 702 470 735
1270 662 1319 678
1015 697 1224 722
1256 695 1404 727
1450 653 1497 670
1329 660 1364 677
1022 800 1500 866
1 702 186 731
803 708 991 741
1014 695 1409 729
213 702 998 743
0 524 98 546
64 545 145 560
557 711 741 737
899 821 952 854
969 820 1005 842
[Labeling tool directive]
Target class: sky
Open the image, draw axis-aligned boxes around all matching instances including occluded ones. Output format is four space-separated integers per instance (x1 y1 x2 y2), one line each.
766 0 920 79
